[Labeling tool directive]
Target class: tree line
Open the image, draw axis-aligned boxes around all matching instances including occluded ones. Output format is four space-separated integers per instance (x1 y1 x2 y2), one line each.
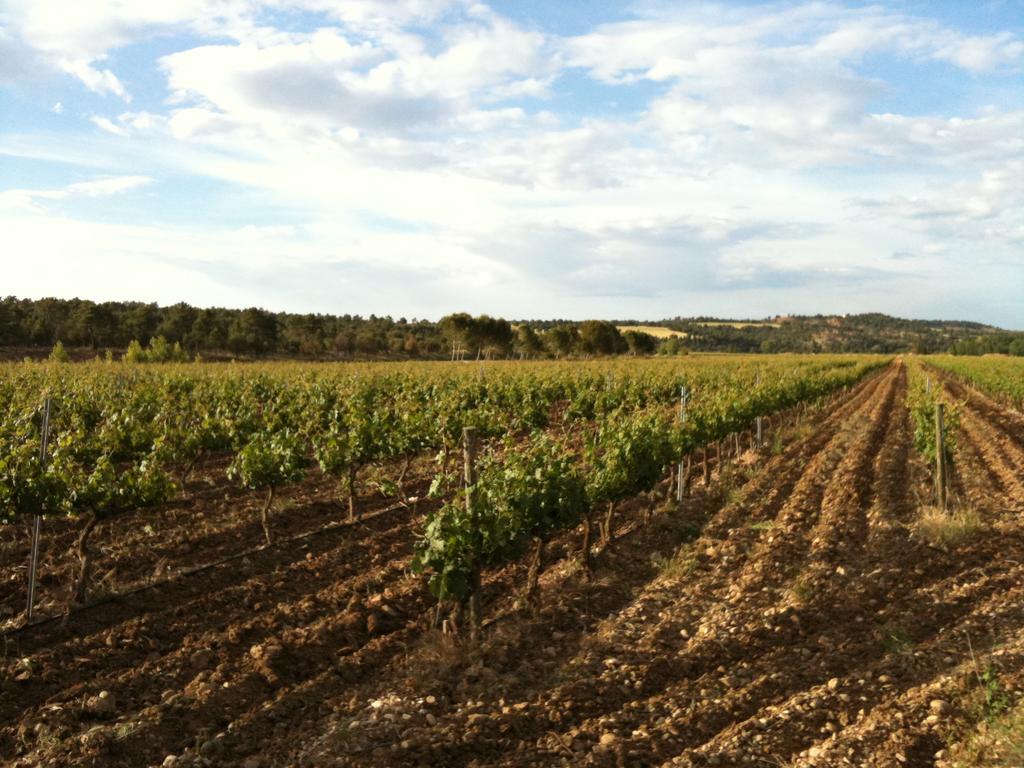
1 296 1011 361
949 333 1024 356
0 297 658 360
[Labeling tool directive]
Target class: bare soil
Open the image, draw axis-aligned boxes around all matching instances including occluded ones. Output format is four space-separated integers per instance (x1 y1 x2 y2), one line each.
3 361 1024 768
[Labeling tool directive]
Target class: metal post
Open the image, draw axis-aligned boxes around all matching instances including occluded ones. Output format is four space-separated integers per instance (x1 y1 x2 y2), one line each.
26 397 52 622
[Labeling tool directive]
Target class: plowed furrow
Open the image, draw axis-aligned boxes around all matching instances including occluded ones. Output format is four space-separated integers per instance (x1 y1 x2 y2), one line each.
352 366 900 768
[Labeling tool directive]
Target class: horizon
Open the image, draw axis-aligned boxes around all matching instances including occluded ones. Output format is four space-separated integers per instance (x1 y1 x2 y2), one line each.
1 1 1022 327
1 293 1015 331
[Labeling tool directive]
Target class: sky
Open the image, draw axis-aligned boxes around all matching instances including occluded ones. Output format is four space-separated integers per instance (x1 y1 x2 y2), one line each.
0 0 1021 327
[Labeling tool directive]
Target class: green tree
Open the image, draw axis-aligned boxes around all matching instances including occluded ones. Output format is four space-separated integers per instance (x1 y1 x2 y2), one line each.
124 339 146 364
578 321 626 356
544 325 579 358
514 325 544 358
623 330 657 356
49 340 70 363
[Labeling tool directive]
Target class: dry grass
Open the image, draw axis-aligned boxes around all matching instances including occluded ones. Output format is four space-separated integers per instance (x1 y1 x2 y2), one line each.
949 698 1023 767
653 547 699 581
694 321 782 329
403 627 467 689
788 573 815 605
915 506 985 550
616 325 688 339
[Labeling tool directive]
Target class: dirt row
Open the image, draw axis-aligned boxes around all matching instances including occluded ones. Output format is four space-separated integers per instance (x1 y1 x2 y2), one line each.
0 370 869 767
293 360 1024 768
0 452 438 626
934 373 1024 518
6 361 1023 767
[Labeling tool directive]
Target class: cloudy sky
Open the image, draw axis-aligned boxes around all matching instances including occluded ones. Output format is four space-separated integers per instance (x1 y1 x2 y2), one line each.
1 0 1021 326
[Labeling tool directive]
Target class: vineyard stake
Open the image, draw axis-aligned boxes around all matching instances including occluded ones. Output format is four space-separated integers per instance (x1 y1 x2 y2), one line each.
755 373 763 448
935 402 947 512
463 427 481 642
26 397 52 623
676 386 689 502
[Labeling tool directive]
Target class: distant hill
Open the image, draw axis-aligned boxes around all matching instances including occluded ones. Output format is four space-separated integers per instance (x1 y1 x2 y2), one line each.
536 313 1011 355
646 313 1006 354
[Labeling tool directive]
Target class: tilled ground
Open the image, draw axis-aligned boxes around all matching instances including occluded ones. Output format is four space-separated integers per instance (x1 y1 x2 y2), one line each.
3 361 1023 768
0 454 434 624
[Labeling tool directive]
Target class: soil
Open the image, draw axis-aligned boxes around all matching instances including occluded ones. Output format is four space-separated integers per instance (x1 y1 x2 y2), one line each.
3 360 1023 768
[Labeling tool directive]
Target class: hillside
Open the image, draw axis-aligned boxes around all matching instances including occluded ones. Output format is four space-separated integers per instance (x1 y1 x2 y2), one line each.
649 313 1006 354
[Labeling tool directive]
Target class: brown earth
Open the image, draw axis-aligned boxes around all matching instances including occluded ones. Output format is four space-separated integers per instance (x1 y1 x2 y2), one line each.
2 361 1023 768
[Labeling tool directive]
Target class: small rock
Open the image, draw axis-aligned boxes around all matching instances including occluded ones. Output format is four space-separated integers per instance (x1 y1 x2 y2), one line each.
86 691 117 718
79 725 111 750
366 612 386 635
162 756 178 767
827 678 840 691
599 732 617 747
190 649 215 669
929 699 952 716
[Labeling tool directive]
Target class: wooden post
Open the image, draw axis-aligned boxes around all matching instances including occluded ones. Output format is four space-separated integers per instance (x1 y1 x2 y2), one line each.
463 427 482 642
676 386 689 502
935 403 947 512
755 373 763 449
26 397 52 623
580 508 593 581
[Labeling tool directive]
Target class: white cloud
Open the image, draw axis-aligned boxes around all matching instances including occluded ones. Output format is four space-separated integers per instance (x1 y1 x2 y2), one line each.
930 31 1024 73
155 13 551 138
91 116 130 137
0 175 153 212
1 1 1022 325
60 59 130 100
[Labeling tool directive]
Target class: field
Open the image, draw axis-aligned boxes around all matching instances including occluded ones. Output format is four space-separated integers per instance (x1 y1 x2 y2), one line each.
615 326 689 339
614 322 783 338
2 355 1024 767
693 321 783 329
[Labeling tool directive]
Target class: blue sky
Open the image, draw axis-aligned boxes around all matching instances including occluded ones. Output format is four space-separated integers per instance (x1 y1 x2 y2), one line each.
0 1 1021 327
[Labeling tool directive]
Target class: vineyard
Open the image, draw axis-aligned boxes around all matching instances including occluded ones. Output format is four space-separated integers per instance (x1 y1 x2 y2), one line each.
2 353 1024 767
